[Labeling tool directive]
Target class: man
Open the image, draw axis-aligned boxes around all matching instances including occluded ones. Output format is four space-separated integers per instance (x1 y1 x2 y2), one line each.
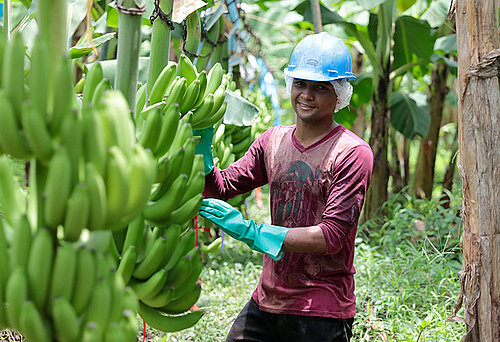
195 32 373 342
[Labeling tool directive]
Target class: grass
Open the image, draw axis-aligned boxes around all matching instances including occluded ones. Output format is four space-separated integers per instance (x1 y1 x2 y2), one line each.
149 187 466 341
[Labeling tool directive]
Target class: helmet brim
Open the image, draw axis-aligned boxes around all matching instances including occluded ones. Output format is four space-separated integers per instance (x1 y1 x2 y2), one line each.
284 68 355 81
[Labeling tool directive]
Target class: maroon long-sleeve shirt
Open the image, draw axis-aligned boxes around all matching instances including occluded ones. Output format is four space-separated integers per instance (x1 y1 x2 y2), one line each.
204 124 373 319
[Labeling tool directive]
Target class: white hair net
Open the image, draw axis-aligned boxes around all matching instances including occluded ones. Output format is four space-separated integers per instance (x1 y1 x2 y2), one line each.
285 76 353 113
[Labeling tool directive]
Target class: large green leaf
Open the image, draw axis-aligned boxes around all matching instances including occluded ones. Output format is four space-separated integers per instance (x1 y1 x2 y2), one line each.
293 0 358 33
350 74 372 109
0 0 31 8
68 0 90 39
334 107 358 129
69 32 116 59
390 91 430 139
392 16 435 70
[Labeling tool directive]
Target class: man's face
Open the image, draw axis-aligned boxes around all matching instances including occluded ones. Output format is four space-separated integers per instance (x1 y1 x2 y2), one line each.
291 79 338 124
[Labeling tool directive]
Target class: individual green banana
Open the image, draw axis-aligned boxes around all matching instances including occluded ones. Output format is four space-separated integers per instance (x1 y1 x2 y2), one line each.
82 62 104 109
167 120 193 158
5 266 28 330
213 123 226 146
151 148 185 199
92 78 113 105
170 251 203 301
164 77 187 110
0 91 32 159
133 236 168 280
140 286 173 308
190 93 214 128
29 38 50 118
116 245 137 284
19 300 52 342
83 107 107 176
83 278 112 340
153 103 180 158
138 105 163 151
179 156 205 203
139 302 204 332
63 183 90 242
196 101 227 130
164 228 195 270
81 322 102 342
201 237 222 256
72 247 97 315
27 228 53 311
50 244 77 305
193 70 208 108
21 103 54 163
204 62 224 98
135 82 148 117
155 157 171 184
162 282 202 314
179 79 201 115
85 163 108 231
60 111 83 188
183 11 201 60
99 91 135 157
121 214 146 256
143 173 188 223
164 252 194 289
231 125 252 143
51 56 75 135
10 215 32 271
131 268 168 300
123 146 156 221
148 63 177 105
105 146 130 223
104 322 129 342
163 224 182 265
209 83 227 115
179 136 196 176
44 147 72 228
178 54 198 85
3 33 25 120
107 274 127 324
52 297 80 342
170 194 203 225
0 156 26 226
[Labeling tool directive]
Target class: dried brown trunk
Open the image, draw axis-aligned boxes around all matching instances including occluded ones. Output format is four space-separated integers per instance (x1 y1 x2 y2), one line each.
413 61 449 199
453 0 500 341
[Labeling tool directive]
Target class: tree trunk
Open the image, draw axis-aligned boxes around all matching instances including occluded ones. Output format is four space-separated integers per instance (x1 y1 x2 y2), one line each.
364 69 390 220
413 61 449 199
453 0 500 341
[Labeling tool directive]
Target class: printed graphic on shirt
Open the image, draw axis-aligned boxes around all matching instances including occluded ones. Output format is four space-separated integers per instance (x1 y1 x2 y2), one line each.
271 160 324 228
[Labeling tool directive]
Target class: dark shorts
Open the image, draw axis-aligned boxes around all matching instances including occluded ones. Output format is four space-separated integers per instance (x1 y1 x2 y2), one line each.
226 298 354 342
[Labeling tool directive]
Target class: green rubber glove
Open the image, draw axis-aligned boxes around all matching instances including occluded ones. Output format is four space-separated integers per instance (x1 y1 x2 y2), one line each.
199 198 289 261
193 127 214 175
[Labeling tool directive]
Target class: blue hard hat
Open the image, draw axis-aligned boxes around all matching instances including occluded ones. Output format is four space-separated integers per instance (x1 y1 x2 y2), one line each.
284 32 355 81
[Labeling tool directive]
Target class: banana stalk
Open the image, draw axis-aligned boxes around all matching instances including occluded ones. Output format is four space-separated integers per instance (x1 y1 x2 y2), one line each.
146 0 175 106
3 0 11 41
115 0 145 113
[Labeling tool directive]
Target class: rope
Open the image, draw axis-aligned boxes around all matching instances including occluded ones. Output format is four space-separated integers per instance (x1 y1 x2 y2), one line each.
182 19 199 58
150 0 175 30
116 1 146 16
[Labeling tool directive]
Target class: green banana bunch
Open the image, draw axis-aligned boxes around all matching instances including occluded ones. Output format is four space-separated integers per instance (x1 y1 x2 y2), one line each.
195 16 221 72
0 156 26 227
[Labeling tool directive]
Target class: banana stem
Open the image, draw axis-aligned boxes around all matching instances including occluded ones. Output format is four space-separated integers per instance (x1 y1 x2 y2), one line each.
146 0 175 104
37 0 68 59
3 0 11 41
115 0 144 113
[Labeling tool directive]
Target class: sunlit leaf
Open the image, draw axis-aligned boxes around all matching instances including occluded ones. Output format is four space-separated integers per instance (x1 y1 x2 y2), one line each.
397 0 417 13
